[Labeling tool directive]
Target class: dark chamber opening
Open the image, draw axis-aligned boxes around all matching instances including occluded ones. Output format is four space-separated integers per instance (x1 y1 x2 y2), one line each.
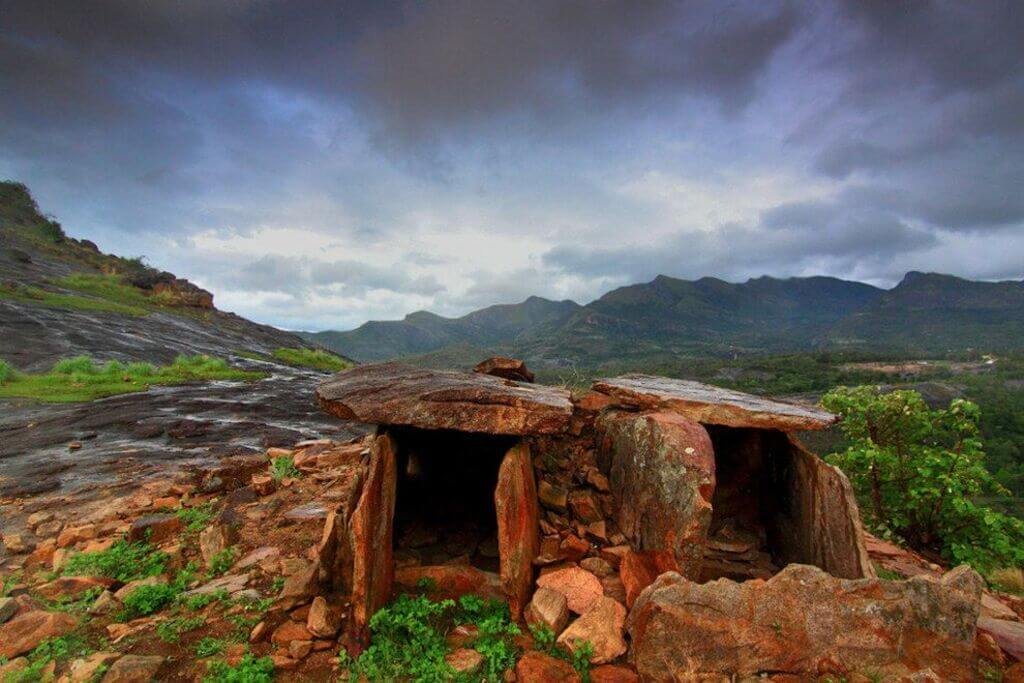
389 427 517 573
701 426 790 582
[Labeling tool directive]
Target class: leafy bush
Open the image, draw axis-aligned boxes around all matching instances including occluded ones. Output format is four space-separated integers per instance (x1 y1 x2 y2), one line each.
341 593 525 682
120 582 181 619
0 359 15 384
63 539 168 582
823 385 1024 572
204 653 275 683
270 455 300 482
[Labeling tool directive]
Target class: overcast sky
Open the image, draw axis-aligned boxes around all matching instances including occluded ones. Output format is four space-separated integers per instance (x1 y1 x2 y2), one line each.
2 1 1022 330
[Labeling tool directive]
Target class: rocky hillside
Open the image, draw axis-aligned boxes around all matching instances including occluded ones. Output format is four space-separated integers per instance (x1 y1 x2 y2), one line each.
0 181 323 371
307 270 1024 365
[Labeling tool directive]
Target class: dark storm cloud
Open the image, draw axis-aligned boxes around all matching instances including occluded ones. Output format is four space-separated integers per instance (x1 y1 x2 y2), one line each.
1 1 1022 328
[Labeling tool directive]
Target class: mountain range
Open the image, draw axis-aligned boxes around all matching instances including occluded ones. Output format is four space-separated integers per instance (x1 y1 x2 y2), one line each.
303 271 1024 367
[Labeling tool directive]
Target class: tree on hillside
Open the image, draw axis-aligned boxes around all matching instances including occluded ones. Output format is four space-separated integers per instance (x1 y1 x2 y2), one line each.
822 385 1024 573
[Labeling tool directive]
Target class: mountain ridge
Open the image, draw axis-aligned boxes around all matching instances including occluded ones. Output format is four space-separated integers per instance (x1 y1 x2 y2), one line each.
303 271 1024 365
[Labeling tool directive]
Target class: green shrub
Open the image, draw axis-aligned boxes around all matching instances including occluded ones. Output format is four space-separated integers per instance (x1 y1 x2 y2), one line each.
823 385 1024 573
203 653 275 683
63 539 168 582
270 455 300 482
0 359 15 384
206 547 237 577
120 582 180 619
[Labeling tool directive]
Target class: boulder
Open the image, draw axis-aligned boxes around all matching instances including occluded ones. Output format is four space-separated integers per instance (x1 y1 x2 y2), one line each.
316 362 572 435
515 650 580 682
0 610 78 658
67 652 120 682
0 597 15 624
596 411 714 577
277 561 319 609
395 565 503 601
445 648 485 676
536 566 603 615
592 375 835 431
272 620 313 644
557 596 627 664
495 442 540 620
627 564 984 679
101 654 164 682
34 576 113 601
978 617 1024 662
619 550 674 609
473 357 535 383
590 664 640 682
127 514 182 544
525 586 570 635
199 522 238 565
306 596 343 638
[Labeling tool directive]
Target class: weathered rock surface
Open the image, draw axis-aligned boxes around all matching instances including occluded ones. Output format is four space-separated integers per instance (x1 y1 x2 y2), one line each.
515 650 580 682
0 610 78 658
316 362 572 435
394 565 504 601
979 617 1024 662
557 596 627 664
627 564 983 679
495 442 540 619
473 356 535 383
101 654 164 682
525 586 570 635
596 410 714 577
536 565 603 615
593 375 836 431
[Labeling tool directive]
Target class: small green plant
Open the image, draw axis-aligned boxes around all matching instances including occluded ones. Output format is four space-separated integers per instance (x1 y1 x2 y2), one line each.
2 571 21 596
269 455 300 482
155 615 204 643
176 502 216 534
529 624 592 682
206 547 238 577
270 576 286 593
182 588 230 611
40 586 103 615
203 653 275 683
271 347 352 372
119 582 181 619
195 637 226 658
5 633 92 682
0 359 16 384
63 539 167 582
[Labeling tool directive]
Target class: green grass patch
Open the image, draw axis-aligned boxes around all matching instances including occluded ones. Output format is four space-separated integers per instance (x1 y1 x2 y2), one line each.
271 347 352 372
0 359 18 384
0 280 148 316
63 539 168 583
195 637 227 658
269 455 300 482
204 653 275 683
206 547 237 577
0 354 266 402
155 615 205 643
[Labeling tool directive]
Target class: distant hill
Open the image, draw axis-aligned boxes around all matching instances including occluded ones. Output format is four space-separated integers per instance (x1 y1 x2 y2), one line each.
0 181 334 371
306 271 1024 366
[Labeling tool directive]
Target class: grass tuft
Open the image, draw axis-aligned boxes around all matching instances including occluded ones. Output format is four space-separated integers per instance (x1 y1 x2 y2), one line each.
270 455 300 482
62 538 168 583
271 347 352 373
0 359 16 384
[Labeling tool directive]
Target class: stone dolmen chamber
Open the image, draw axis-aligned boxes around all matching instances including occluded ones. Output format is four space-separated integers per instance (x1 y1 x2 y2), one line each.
313 359 873 653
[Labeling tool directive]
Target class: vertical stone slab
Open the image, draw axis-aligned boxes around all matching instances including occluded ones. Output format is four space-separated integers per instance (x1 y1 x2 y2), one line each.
596 410 716 579
348 430 397 650
495 441 540 620
769 434 873 579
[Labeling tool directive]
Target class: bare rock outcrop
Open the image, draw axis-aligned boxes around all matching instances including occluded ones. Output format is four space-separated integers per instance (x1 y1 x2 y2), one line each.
627 563 984 679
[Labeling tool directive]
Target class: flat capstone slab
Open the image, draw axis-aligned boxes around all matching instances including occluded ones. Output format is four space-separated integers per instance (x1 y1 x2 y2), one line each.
316 362 573 435
592 374 835 431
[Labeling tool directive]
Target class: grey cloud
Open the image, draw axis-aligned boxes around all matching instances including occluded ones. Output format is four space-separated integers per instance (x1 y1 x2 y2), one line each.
221 255 445 298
